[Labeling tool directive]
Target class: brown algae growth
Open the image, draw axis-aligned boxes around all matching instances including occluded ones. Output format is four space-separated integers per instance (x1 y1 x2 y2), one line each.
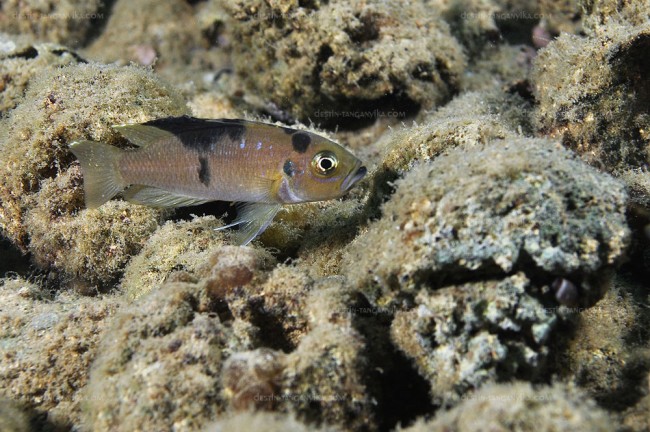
1 0 649 431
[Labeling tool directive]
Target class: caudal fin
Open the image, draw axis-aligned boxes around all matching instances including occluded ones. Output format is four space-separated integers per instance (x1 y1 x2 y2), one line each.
69 140 125 208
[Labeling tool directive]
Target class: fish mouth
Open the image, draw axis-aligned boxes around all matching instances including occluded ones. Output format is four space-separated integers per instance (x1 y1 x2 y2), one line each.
341 162 367 192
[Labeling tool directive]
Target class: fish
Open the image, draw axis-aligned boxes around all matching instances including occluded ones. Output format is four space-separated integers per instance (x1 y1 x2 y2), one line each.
69 116 367 245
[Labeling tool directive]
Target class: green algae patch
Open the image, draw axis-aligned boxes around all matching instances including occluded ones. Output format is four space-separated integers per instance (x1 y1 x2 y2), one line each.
0 59 188 288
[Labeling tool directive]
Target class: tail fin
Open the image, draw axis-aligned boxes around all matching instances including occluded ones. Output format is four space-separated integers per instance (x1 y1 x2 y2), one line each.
69 140 125 208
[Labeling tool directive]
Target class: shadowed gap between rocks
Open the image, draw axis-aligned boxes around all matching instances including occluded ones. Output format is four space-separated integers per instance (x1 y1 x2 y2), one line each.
348 291 435 431
81 0 119 47
401 246 613 310
0 237 32 279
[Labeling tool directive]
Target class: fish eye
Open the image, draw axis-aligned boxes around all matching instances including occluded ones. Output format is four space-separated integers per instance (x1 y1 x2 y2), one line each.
312 151 338 176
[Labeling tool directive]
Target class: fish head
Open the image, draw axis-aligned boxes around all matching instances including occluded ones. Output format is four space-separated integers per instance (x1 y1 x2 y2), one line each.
278 135 366 203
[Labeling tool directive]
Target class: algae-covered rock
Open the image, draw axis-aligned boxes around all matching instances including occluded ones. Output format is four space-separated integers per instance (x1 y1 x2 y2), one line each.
581 0 650 28
0 35 84 113
0 59 188 287
84 281 257 432
222 348 286 411
225 0 466 121
427 0 502 55
82 0 231 86
0 0 105 47
0 398 30 432
344 138 629 307
538 0 583 36
401 382 615 432
391 273 555 405
224 264 311 350
26 188 162 293
120 216 229 301
84 0 199 70
550 273 650 411
88 261 371 431
623 384 650 432
277 276 375 429
206 411 336 432
219 272 377 430
0 276 120 428
378 90 530 177
460 44 537 92
281 200 369 279
279 323 372 430
532 21 650 172
361 89 532 229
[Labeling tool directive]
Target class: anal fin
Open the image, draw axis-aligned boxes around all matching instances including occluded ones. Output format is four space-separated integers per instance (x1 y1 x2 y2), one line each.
123 185 211 208
216 202 282 245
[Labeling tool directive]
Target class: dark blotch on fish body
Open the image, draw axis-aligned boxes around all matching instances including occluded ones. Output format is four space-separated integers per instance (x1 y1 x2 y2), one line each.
198 156 210 186
144 115 245 153
283 160 295 177
291 132 311 153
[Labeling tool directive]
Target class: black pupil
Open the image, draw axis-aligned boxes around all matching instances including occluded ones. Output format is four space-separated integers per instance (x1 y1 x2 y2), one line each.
319 158 333 171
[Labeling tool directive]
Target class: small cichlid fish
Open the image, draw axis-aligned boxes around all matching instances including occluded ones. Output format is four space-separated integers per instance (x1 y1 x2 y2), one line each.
69 116 367 245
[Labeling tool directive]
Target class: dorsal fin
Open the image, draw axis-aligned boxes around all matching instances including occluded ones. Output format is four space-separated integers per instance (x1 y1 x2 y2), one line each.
112 123 176 147
142 116 246 133
117 116 248 152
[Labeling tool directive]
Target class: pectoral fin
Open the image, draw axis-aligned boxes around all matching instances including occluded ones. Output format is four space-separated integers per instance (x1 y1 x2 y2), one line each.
216 202 281 245
123 185 211 208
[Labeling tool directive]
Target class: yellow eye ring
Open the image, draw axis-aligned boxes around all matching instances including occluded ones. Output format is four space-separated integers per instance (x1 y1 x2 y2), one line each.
312 151 338 176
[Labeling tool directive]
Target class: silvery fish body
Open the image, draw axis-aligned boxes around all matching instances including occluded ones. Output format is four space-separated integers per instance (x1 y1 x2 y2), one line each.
69 116 366 245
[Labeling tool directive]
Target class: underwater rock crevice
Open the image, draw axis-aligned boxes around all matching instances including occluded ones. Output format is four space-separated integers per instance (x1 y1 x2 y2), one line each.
344 290 435 429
